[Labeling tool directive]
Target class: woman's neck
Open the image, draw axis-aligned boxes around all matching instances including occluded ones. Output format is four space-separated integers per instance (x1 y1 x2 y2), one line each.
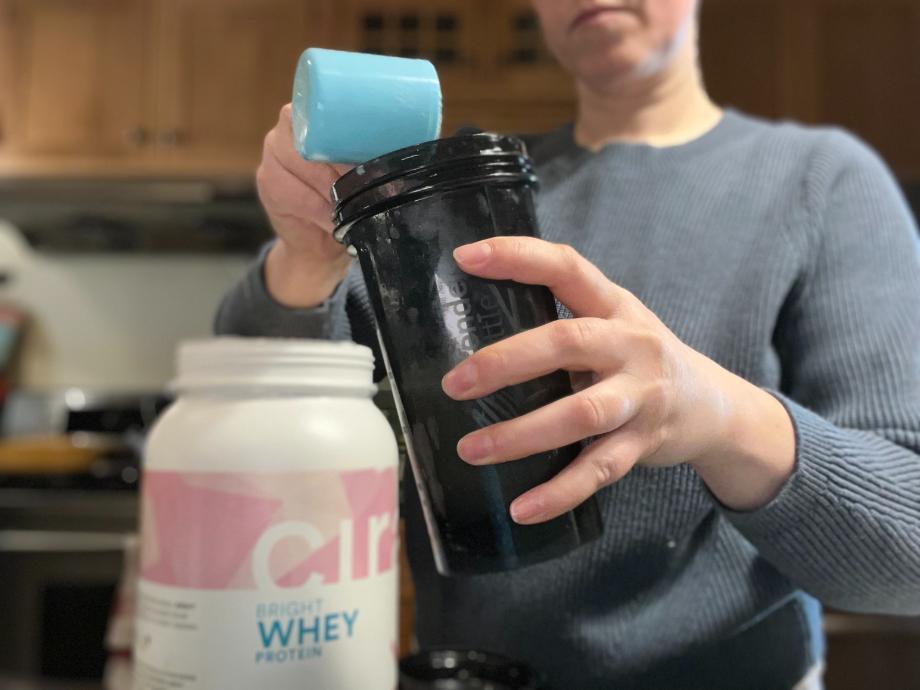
574 37 722 150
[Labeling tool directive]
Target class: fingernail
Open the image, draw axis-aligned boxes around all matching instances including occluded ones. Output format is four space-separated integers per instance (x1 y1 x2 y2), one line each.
454 242 492 266
458 433 494 464
442 362 478 396
510 494 544 525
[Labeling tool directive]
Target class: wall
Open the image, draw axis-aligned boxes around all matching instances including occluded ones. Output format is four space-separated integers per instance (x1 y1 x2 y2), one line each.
0 221 250 391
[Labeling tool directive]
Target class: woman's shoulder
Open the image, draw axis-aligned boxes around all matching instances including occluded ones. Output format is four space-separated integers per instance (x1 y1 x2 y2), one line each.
729 110 914 251
516 110 902 232
721 109 890 180
682 110 902 234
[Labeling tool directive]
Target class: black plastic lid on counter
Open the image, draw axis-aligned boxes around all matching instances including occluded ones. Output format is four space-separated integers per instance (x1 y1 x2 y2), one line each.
399 649 548 690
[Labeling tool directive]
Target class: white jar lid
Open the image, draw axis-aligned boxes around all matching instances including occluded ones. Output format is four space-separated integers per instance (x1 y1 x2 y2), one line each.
173 337 376 395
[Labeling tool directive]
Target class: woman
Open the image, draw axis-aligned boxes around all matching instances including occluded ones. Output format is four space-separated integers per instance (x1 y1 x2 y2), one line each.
216 1 920 688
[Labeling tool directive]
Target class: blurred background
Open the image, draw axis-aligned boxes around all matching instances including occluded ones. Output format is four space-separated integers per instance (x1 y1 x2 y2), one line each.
0 1 917 688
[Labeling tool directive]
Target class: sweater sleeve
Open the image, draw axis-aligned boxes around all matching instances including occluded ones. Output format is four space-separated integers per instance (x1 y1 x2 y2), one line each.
726 131 920 615
213 242 385 379
213 243 349 339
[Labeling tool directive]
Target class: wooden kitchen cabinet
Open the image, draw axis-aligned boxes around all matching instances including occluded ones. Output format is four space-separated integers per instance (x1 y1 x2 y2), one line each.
0 1 14 154
700 1 790 120
824 613 920 690
0 0 151 158
701 0 920 180
474 0 574 105
809 0 920 179
0 0 331 176
1 0 919 178
151 0 330 167
444 100 575 137
338 0 574 137
337 0 483 103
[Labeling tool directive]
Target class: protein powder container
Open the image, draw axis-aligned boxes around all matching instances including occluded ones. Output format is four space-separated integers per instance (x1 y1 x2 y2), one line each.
135 338 399 689
332 134 603 575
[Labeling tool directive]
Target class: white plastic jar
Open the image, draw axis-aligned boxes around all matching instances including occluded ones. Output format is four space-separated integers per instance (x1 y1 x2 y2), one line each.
135 338 399 690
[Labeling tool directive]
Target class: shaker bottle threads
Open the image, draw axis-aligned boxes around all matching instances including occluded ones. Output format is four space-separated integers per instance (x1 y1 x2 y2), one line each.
136 339 400 690
332 134 603 575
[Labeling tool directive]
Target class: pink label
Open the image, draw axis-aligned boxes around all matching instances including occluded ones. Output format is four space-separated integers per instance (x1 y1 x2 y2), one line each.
140 467 398 590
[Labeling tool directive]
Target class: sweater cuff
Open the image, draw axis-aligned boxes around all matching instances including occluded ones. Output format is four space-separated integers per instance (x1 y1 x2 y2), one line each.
214 241 349 338
722 391 837 542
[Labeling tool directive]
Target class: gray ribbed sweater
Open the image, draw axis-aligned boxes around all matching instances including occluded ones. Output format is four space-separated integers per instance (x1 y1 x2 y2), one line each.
215 111 920 689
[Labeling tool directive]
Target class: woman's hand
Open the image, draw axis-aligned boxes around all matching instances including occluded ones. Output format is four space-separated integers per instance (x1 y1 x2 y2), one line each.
257 104 353 308
441 237 796 524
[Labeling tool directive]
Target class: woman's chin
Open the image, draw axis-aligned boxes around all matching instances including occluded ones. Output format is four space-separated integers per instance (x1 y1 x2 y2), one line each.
570 48 646 88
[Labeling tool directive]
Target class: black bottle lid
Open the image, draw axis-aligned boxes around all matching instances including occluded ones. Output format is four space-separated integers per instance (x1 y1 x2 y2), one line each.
399 649 549 690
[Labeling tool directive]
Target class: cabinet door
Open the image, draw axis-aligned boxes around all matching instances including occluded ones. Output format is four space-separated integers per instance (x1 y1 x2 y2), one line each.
337 0 573 137
475 0 574 104
338 0 483 103
0 1 13 154
153 0 329 165
446 101 575 137
699 0 791 119
810 0 920 179
0 0 150 156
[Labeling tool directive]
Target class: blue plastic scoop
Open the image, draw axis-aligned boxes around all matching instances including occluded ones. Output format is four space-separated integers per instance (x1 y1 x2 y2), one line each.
292 47 442 164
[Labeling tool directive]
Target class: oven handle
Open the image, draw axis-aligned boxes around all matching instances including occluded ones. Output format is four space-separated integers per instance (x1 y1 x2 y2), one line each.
0 529 130 553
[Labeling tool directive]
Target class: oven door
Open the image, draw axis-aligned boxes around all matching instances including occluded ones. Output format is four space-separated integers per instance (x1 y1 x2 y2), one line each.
0 529 128 680
0 490 136 683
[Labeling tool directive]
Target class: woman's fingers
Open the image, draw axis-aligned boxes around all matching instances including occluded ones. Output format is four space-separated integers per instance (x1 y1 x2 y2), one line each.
264 104 349 199
456 376 644 465
509 428 646 524
257 149 337 236
442 317 622 400
453 236 625 318
257 105 356 242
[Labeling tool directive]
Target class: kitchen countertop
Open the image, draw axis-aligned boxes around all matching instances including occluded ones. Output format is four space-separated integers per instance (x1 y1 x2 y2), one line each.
0 488 137 533
0 613 917 690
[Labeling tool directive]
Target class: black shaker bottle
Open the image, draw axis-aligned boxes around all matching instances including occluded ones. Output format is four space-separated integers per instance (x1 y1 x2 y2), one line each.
332 133 602 575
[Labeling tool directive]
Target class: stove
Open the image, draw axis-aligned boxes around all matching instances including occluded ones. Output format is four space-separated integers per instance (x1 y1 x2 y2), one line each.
0 390 168 681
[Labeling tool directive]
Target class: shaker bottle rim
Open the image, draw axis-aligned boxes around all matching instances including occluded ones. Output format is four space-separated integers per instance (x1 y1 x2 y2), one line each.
331 133 537 243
